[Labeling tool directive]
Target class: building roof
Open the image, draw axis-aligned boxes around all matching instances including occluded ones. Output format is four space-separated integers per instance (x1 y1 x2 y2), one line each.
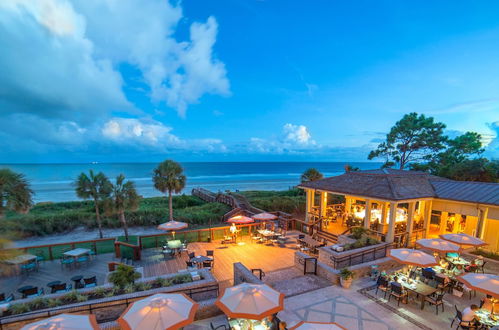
298 169 499 206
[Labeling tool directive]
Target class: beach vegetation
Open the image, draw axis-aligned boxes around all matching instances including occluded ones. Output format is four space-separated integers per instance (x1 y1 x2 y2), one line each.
0 168 33 218
152 160 187 221
74 170 112 238
108 264 141 288
300 168 323 182
240 189 306 215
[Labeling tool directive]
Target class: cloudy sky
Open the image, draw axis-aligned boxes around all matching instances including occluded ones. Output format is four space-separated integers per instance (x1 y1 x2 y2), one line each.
0 0 498 163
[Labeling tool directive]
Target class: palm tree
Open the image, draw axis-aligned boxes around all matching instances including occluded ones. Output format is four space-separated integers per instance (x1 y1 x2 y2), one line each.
0 169 33 219
300 168 324 183
152 160 186 221
107 174 140 241
74 170 112 238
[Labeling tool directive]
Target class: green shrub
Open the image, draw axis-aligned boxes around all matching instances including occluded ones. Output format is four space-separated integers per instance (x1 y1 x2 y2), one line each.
61 291 87 304
172 274 192 285
134 282 152 292
9 303 30 315
339 268 354 279
47 299 62 308
351 227 368 239
27 297 49 310
109 265 141 288
90 287 109 299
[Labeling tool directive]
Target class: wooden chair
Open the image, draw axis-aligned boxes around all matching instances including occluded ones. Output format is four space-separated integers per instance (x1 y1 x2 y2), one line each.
53 283 72 294
388 283 408 306
450 305 474 329
202 260 213 270
188 252 195 259
478 261 486 274
22 287 44 299
424 292 445 315
83 276 97 288
375 276 390 299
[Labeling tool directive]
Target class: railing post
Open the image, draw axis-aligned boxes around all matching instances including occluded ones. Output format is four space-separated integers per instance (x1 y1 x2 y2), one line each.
93 241 97 255
155 236 158 248
49 246 53 261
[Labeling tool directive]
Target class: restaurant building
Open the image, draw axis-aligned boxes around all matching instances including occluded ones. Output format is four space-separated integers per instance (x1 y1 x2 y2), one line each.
298 169 499 251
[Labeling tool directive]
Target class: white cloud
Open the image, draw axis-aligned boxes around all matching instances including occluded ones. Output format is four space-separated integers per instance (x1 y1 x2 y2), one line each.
248 123 316 154
283 123 315 145
102 118 181 147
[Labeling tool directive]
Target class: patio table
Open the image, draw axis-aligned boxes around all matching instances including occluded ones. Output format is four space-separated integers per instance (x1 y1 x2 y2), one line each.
476 309 499 328
301 235 322 248
5 254 37 265
190 255 213 268
446 256 470 267
395 275 437 310
63 248 90 258
71 275 83 289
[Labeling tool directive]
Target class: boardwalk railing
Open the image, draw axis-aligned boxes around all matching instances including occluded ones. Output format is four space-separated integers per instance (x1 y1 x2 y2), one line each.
329 243 394 269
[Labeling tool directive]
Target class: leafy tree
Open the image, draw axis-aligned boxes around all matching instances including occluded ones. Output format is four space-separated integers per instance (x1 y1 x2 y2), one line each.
344 164 360 172
106 175 140 241
368 113 447 169
74 170 112 238
152 160 186 221
445 158 499 182
108 264 141 288
300 168 323 182
0 169 33 218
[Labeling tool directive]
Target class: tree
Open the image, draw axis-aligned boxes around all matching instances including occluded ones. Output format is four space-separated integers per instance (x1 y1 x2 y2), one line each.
152 160 186 221
107 174 140 241
300 168 323 183
368 113 447 169
74 170 112 238
0 169 33 218
344 164 360 172
446 158 499 182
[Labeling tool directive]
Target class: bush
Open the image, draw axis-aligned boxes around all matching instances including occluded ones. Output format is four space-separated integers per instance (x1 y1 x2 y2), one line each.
471 249 499 261
9 303 30 315
108 265 141 288
27 297 49 310
339 268 354 280
351 227 368 239
61 291 87 304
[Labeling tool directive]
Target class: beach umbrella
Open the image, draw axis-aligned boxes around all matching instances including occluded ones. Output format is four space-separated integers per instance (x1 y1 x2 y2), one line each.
21 314 99 330
252 212 278 221
290 321 347 330
415 238 462 253
457 273 499 298
117 293 198 330
157 220 188 239
388 248 438 267
440 233 487 247
227 215 254 224
215 283 284 320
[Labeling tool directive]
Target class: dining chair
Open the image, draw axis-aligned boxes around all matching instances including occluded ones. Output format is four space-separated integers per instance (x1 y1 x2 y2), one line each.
424 292 445 315
388 283 408 306
83 276 97 288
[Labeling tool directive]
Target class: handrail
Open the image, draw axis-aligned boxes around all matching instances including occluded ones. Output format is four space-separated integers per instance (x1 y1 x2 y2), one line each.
329 243 394 269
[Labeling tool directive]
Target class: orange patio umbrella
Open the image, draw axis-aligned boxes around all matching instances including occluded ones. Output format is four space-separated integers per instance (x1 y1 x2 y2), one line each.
457 273 499 298
215 283 284 320
415 238 461 253
252 212 278 221
440 233 487 247
157 220 188 239
388 248 438 267
118 293 198 330
21 314 99 330
227 215 254 224
290 321 347 330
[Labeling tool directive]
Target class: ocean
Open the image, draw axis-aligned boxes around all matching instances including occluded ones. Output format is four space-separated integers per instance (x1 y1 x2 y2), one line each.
1 162 381 203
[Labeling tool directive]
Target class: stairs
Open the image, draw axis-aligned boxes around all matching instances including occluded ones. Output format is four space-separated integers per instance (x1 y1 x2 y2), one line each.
316 230 338 244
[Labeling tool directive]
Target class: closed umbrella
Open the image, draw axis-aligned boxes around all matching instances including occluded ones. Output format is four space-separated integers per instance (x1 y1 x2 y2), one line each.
118 293 198 330
290 321 347 330
457 273 499 298
252 213 277 221
22 314 99 330
157 220 188 239
215 283 284 320
388 248 437 267
227 215 254 224
440 233 487 247
415 238 461 253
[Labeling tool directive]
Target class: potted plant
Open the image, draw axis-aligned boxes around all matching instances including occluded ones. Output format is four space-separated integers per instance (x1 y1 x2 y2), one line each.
339 268 354 288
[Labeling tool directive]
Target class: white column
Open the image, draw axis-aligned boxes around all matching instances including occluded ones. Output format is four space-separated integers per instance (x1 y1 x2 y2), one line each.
386 202 397 243
478 207 489 239
440 212 448 234
452 214 461 233
407 202 416 238
364 199 371 229
305 189 313 222
345 196 352 216
381 202 389 225
320 191 327 218
424 200 433 238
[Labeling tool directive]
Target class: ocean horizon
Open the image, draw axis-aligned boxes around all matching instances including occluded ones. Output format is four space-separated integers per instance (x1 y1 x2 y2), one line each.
1 162 382 203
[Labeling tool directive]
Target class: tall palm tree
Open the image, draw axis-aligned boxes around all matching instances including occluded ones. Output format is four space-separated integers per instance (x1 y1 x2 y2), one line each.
107 174 140 241
74 170 112 238
152 160 186 221
300 168 323 183
0 169 33 219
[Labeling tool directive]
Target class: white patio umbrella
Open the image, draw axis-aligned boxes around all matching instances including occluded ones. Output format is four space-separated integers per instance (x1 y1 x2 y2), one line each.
388 248 438 267
440 233 487 247
157 220 188 239
215 283 284 320
290 321 347 330
227 215 254 224
415 238 462 253
252 212 278 221
117 293 198 330
457 273 499 298
22 314 99 330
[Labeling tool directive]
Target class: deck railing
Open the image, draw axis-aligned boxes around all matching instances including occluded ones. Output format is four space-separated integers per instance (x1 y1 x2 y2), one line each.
329 243 394 269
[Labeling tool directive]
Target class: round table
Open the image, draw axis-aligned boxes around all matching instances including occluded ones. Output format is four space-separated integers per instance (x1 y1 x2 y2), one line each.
17 285 34 294
71 275 83 289
190 255 212 263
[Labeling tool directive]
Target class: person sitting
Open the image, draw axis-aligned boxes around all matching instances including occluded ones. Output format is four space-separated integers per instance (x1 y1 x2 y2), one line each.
452 264 465 277
481 295 496 314
439 258 449 269
474 256 484 267
461 304 480 326
390 276 402 288
435 269 450 284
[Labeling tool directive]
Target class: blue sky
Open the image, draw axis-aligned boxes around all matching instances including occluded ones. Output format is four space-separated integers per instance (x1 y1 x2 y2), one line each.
0 0 498 163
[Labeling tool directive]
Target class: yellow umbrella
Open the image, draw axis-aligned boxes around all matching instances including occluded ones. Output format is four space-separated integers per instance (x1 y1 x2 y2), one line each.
21 314 99 330
457 273 499 299
440 233 487 247
415 238 461 253
290 321 347 330
215 283 284 320
388 248 437 267
118 293 198 330
227 215 254 224
157 220 188 239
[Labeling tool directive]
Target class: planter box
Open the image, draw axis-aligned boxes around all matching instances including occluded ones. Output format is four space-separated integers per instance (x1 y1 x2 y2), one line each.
319 242 391 269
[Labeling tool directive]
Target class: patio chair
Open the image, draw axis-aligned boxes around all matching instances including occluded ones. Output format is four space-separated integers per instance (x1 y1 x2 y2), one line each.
188 252 195 260
0 293 14 304
202 260 213 270
22 287 44 299
60 257 74 270
477 261 486 274
388 283 408 306
424 292 445 315
375 276 390 299
185 261 196 271
52 283 72 294
450 305 474 329
421 268 435 283
20 262 37 274
210 322 229 330
298 234 305 240
83 276 97 288
76 256 89 267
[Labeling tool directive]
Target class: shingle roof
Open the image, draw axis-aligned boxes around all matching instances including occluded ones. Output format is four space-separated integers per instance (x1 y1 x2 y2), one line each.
298 169 499 206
